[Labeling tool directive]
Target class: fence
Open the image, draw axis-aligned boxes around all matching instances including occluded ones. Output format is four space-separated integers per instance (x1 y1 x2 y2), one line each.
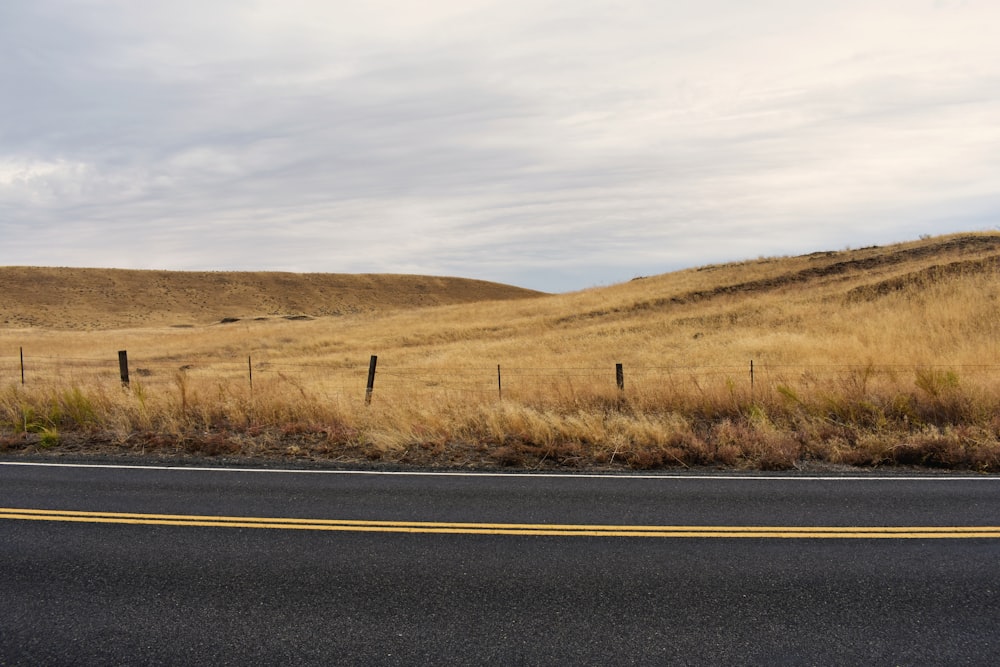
3 348 999 407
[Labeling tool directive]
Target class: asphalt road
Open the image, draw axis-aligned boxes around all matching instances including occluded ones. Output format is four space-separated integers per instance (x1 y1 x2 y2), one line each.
1 461 999 665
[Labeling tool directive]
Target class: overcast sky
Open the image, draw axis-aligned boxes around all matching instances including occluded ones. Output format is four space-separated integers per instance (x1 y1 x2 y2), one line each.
2 1 998 292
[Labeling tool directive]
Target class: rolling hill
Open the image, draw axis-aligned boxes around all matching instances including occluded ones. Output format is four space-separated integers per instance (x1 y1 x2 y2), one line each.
0 268 544 329
2 232 1000 470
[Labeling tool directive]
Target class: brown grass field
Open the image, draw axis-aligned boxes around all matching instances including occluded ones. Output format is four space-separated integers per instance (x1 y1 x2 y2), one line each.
2 232 1000 471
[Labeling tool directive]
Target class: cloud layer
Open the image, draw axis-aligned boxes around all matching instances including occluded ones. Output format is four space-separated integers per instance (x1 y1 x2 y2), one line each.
2 0 999 291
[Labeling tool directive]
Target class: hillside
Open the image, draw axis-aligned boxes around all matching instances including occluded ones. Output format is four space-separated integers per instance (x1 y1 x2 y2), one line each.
542 232 1000 337
3 232 1000 471
0 268 545 329
344 232 1000 372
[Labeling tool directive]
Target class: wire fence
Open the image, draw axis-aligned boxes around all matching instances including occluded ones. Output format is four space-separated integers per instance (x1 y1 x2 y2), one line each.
4 348 1000 406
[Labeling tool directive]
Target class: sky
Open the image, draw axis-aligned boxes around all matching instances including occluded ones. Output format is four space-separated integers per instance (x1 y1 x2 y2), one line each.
2 0 999 292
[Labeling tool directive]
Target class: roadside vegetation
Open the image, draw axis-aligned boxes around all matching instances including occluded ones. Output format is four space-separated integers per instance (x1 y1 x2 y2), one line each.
2 232 1000 470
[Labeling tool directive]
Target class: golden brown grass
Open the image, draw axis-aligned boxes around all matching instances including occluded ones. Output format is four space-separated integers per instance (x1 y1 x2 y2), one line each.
3 232 1000 470
0 268 543 329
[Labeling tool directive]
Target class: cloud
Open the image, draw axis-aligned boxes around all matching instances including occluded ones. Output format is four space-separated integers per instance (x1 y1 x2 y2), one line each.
2 0 999 291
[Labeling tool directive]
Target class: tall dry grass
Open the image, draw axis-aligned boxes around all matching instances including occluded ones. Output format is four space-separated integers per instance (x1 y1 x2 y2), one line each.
2 232 1000 470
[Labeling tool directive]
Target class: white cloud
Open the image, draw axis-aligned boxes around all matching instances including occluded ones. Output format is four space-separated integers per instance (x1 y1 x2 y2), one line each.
1 0 999 291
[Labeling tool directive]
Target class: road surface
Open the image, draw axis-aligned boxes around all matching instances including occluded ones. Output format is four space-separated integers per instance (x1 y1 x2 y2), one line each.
1 461 999 665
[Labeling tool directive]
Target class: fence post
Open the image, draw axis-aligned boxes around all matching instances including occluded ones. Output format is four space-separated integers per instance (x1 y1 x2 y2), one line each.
616 363 624 392
248 355 253 392
365 355 378 405
118 350 130 388
497 364 502 401
20 347 25 385
750 359 754 395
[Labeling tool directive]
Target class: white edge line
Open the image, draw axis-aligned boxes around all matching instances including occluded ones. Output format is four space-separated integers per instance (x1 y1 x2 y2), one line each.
0 461 995 480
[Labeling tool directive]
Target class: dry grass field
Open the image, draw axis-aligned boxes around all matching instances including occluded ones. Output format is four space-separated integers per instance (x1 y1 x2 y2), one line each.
0 268 543 329
3 232 1000 471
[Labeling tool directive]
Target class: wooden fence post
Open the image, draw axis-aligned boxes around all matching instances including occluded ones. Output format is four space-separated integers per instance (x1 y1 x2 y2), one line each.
365 355 378 405
20 347 25 385
497 364 502 401
616 363 624 392
118 350 130 388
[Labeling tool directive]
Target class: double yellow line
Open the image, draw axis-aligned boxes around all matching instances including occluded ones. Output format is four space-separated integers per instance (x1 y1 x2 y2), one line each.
2 508 999 538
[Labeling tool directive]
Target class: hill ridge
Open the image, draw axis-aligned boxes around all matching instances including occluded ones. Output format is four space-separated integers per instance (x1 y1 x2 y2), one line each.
3 233 999 331
0 268 545 330
556 233 1000 325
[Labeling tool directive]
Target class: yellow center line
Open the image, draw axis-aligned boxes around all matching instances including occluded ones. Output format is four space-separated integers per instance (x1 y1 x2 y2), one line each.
1 508 998 538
